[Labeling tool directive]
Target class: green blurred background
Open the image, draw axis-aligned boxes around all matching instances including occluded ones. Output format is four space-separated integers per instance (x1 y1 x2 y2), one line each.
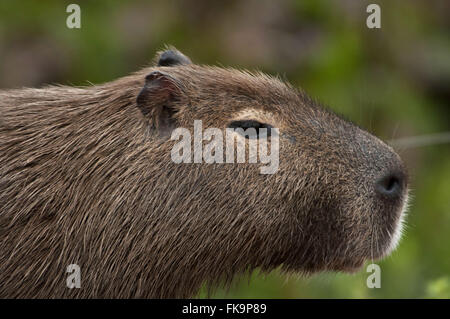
0 0 448 298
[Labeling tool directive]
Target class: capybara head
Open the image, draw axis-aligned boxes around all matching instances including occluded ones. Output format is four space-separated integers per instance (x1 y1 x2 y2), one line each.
0 48 409 298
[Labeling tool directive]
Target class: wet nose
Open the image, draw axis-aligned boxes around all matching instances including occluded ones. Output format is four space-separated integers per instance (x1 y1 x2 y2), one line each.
375 171 405 199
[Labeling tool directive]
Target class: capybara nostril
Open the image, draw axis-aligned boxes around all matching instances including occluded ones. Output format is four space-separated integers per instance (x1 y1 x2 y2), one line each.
376 172 403 199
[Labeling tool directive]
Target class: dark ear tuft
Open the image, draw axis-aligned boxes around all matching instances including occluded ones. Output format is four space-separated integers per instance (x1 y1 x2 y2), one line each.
157 49 192 67
136 71 184 135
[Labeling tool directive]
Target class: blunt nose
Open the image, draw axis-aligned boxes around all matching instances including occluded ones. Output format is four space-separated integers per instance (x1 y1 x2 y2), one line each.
376 172 404 199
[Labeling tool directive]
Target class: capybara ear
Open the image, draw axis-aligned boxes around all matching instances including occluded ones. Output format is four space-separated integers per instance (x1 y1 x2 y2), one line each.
156 49 192 67
136 71 184 135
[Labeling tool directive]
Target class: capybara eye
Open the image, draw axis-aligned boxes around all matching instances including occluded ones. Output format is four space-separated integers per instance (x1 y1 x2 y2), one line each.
228 120 273 139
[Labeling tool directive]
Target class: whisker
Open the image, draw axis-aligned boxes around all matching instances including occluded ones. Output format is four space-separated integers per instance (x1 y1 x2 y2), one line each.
370 208 375 265
391 122 400 141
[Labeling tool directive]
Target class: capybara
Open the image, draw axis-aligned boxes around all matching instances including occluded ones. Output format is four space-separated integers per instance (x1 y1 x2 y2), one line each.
0 48 409 298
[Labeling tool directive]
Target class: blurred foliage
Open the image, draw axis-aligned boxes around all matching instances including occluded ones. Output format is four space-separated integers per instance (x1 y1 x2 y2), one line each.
0 0 448 298
425 277 450 298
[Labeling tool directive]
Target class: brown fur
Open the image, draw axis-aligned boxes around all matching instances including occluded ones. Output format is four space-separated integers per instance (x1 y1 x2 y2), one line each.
0 49 408 298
